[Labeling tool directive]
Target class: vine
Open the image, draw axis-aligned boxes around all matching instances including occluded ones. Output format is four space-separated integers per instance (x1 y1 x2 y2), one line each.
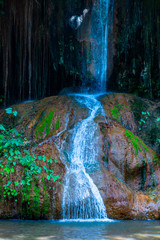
0 108 60 201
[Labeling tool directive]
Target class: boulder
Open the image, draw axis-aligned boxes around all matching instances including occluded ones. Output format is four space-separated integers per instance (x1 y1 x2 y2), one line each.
0 93 159 220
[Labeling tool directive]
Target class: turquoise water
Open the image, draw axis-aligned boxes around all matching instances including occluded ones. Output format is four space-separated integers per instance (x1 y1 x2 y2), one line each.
0 220 160 240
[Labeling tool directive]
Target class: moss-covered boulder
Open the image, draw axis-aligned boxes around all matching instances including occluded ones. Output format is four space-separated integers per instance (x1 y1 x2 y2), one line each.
100 93 160 155
0 93 159 220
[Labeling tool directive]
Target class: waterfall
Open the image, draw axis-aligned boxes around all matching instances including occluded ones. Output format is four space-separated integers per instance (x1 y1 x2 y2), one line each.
59 0 112 221
90 0 110 91
61 95 109 220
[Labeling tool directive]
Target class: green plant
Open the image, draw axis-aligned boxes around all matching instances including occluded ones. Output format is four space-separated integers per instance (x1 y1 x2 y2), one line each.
35 109 59 139
0 108 60 201
110 104 128 122
139 113 160 144
138 111 150 131
153 154 160 167
126 129 149 156
157 118 160 143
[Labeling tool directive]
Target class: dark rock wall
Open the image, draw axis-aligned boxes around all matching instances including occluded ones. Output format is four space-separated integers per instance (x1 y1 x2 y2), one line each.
0 0 86 106
0 0 160 107
110 0 160 100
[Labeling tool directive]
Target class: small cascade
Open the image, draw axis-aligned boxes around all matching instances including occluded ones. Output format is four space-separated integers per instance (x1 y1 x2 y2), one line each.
61 95 109 220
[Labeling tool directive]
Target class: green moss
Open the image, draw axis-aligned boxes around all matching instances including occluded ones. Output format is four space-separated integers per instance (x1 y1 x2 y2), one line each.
111 108 119 121
110 104 127 122
126 129 150 155
43 192 50 216
33 184 40 218
0 177 2 200
35 109 55 139
153 154 160 167
21 182 40 219
21 185 32 218
41 179 50 216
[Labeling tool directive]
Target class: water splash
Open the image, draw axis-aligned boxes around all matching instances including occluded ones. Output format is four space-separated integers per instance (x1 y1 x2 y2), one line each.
62 95 109 220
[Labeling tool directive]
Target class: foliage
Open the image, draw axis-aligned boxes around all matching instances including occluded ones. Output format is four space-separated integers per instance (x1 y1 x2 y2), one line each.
153 154 160 167
125 129 149 155
138 111 150 131
35 109 60 139
0 108 60 201
110 104 128 122
138 111 160 145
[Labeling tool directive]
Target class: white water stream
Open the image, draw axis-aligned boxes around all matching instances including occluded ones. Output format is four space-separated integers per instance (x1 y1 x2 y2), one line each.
90 0 110 91
62 95 109 220
60 0 112 220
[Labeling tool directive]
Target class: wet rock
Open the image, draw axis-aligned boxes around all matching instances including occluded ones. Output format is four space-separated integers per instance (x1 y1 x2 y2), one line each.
100 93 160 155
0 93 159 220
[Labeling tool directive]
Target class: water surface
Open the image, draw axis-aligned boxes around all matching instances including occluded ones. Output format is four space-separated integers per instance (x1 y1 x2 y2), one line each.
0 220 160 240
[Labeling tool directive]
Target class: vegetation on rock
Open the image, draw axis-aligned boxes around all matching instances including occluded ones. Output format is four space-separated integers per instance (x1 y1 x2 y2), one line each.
0 108 61 218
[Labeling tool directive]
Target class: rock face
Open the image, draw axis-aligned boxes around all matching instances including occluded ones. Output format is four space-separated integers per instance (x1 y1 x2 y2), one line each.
0 93 160 219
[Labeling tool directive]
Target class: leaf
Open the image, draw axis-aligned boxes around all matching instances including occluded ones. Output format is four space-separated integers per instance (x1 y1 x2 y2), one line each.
157 118 160 122
5 108 12 114
11 168 15 173
47 175 51 180
51 175 58 182
0 124 5 131
54 159 57 163
47 159 53 164
15 150 21 155
9 150 14 157
13 111 17 117
14 181 19 186
21 180 25 185
43 166 47 171
12 129 19 136
24 150 29 154
7 181 11 186
42 155 46 162
0 134 4 139
4 168 10 174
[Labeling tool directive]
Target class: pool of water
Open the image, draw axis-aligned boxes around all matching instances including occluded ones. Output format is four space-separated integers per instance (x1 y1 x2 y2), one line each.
0 220 160 240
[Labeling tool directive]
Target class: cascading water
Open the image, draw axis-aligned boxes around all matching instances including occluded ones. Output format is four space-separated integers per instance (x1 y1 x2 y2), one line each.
58 0 112 221
61 95 109 220
90 0 110 91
